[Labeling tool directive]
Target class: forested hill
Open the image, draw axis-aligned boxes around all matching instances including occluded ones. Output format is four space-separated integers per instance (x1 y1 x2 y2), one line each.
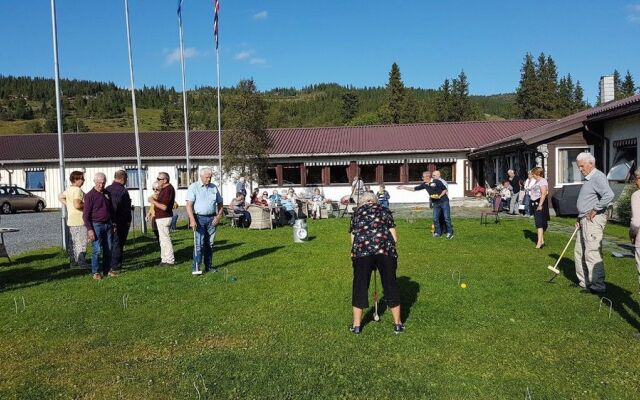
0 75 517 134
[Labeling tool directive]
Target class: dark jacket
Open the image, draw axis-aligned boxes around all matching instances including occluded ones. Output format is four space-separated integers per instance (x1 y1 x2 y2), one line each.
106 181 132 226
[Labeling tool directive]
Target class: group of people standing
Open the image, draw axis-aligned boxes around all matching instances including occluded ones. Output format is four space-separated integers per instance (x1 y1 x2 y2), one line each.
59 169 177 280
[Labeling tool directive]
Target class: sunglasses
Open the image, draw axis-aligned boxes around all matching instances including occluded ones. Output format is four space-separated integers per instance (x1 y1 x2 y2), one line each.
156 177 165 181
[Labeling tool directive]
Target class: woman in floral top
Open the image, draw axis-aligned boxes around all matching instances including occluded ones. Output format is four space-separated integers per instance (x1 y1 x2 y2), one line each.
349 192 403 334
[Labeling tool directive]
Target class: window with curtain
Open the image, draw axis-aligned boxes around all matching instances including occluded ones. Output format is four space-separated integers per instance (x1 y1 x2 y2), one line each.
282 164 302 185
408 163 429 182
557 147 589 184
358 164 377 183
382 164 401 183
306 166 323 185
125 168 147 189
176 167 199 188
329 166 349 184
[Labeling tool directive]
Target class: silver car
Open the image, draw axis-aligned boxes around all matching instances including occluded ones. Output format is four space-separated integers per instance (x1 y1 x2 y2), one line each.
0 185 47 214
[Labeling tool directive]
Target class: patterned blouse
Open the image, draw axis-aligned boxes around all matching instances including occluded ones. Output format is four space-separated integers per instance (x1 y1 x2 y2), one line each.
349 203 397 259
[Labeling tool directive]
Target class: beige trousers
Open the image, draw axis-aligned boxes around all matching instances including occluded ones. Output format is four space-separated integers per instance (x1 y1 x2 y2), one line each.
574 213 607 292
635 245 640 293
155 217 175 264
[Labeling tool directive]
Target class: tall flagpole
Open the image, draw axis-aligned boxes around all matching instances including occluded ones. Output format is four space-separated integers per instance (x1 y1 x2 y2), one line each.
177 1 192 184
214 0 223 197
50 0 67 251
124 0 146 233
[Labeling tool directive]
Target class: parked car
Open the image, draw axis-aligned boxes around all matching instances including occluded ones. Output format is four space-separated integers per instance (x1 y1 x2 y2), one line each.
0 185 47 214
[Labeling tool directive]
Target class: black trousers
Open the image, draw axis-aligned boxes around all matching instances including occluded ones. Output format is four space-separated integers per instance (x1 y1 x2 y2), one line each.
110 225 130 270
352 255 401 309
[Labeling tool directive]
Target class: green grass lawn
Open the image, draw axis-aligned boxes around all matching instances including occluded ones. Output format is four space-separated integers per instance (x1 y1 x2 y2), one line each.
1 217 639 399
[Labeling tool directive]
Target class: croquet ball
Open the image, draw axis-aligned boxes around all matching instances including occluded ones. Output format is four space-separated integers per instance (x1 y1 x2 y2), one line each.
229 276 238 282
460 283 467 289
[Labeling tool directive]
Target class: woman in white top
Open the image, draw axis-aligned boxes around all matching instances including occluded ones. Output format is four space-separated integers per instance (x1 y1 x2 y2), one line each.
529 167 550 249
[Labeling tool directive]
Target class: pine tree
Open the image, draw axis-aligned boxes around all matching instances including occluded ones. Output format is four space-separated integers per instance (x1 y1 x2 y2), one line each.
537 53 559 118
557 74 575 116
400 90 418 123
223 79 270 181
573 81 587 111
435 79 452 122
515 53 540 119
341 91 359 123
613 69 622 100
620 70 636 98
386 62 405 124
450 70 476 121
160 105 172 130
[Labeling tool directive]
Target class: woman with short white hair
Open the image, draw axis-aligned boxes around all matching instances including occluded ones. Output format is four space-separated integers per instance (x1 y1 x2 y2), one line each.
349 191 403 334
629 169 640 292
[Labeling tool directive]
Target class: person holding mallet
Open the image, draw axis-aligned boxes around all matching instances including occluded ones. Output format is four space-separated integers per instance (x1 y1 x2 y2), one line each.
186 168 224 275
349 191 402 334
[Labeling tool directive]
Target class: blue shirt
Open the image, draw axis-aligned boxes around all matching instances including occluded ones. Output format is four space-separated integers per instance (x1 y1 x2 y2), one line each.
236 181 246 196
281 198 295 211
415 179 449 203
187 182 223 216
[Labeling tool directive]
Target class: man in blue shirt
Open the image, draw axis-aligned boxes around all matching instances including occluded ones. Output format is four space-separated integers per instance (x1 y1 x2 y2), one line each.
186 168 224 275
235 176 247 197
399 171 454 239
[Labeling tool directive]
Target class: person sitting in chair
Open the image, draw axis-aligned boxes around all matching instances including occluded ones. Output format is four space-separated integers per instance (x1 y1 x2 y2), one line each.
281 195 297 225
310 188 325 220
230 192 251 228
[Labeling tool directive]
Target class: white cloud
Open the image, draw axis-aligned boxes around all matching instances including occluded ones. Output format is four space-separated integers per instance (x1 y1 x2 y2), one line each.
627 4 640 23
249 58 266 65
234 50 254 60
165 47 199 64
253 10 268 20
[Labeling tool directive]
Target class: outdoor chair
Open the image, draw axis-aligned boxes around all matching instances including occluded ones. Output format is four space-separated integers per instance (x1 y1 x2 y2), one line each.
247 205 273 230
223 206 241 228
480 196 501 225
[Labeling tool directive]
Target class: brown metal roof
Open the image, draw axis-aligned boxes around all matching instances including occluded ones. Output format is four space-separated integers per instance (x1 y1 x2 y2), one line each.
470 95 640 157
0 120 552 163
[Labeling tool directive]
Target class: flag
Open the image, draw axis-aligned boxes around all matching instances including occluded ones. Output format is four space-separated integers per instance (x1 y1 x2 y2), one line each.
213 0 219 49
177 0 183 16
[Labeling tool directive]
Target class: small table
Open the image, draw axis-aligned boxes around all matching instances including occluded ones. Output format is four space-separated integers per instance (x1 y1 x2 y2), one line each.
0 228 19 263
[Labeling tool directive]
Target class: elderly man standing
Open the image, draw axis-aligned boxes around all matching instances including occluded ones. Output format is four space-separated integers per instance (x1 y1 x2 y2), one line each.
58 170 88 269
236 176 247 197
574 152 614 294
398 171 453 239
507 169 521 215
106 170 132 274
83 172 113 280
186 168 223 275
149 172 176 266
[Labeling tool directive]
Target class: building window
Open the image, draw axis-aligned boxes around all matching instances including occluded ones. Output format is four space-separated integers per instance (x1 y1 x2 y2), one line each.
264 166 278 185
557 147 590 185
282 164 302 185
408 163 429 182
25 170 45 190
359 165 377 183
177 167 198 188
383 164 401 183
306 166 323 185
434 163 454 182
329 165 349 184
125 168 147 190
607 145 637 182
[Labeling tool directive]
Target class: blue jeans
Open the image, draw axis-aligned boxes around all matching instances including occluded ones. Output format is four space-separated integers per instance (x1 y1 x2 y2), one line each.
523 193 532 216
91 222 112 274
193 215 217 271
432 201 453 235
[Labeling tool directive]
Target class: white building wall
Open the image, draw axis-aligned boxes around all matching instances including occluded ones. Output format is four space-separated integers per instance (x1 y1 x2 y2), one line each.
604 113 640 169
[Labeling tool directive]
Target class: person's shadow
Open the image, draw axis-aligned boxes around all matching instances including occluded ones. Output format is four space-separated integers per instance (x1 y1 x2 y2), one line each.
363 275 420 326
559 258 640 331
522 229 537 244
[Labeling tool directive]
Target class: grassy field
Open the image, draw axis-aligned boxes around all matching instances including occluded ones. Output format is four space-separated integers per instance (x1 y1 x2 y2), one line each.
1 217 639 399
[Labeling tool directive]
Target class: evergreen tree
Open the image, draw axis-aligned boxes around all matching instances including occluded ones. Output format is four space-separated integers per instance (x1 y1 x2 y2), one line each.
515 53 540 118
435 79 452 122
620 70 636 98
400 90 418 123
537 53 559 118
573 81 587 111
613 69 622 100
44 110 59 132
341 91 359 123
450 70 476 121
160 105 172 130
557 74 575 116
386 62 405 124
223 79 270 182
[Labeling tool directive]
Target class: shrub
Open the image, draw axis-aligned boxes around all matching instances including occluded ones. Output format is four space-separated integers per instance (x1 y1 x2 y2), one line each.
614 183 635 225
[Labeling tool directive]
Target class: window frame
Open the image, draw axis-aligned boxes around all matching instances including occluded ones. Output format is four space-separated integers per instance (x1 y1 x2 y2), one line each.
125 168 148 190
25 170 45 191
555 146 593 186
176 167 199 189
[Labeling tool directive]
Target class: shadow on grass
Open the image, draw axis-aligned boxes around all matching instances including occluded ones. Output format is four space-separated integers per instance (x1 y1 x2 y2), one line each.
216 246 285 269
172 242 244 265
0 263 86 292
522 229 537 244
557 258 640 331
10 249 62 264
363 275 420 326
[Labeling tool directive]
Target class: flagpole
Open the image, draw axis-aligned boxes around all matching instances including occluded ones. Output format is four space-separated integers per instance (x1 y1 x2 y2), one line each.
214 0 223 197
177 1 192 184
50 0 67 251
124 0 146 233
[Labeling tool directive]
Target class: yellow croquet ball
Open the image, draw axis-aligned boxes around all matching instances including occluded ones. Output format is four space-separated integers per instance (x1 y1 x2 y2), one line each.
460 283 467 289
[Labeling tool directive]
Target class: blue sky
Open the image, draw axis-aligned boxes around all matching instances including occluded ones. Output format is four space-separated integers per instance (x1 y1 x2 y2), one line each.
0 1 639 104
